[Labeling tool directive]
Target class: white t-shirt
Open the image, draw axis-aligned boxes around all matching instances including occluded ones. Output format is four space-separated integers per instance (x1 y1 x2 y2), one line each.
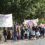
36 31 40 36
31 30 35 35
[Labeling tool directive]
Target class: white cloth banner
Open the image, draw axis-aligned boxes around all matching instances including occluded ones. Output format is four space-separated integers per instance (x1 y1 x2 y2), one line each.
0 14 13 27
23 18 39 26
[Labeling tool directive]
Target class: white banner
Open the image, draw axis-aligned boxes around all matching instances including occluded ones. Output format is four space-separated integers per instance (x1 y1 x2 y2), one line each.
0 14 13 27
23 18 39 26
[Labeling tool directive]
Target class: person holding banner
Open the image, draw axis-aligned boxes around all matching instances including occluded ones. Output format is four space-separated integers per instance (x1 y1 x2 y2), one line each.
3 28 7 42
7 30 11 40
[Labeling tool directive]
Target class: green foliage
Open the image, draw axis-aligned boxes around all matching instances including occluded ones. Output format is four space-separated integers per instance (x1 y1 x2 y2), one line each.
0 0 45 23
38 19 45 24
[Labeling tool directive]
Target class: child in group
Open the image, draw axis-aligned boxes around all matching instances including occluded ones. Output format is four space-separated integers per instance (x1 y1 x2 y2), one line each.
36 28 40 39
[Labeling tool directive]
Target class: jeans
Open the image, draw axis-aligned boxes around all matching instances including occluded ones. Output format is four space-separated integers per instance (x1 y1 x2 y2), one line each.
4 35 7 42
13 36 17 41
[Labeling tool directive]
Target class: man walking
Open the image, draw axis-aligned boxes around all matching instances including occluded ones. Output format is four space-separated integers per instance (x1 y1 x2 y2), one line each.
3 28 7 42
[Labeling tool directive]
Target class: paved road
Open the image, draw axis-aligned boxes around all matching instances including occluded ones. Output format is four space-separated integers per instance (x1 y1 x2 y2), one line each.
0 38 45 45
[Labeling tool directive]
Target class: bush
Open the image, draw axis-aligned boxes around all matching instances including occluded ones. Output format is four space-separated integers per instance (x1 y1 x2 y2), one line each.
38 19 45 25
0 34 2 41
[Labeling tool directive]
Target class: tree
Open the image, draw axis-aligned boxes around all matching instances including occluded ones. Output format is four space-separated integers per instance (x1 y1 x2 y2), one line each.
0 0 45 23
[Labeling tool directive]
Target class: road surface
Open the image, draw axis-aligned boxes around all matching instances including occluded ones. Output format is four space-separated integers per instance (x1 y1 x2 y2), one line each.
0 38 45 45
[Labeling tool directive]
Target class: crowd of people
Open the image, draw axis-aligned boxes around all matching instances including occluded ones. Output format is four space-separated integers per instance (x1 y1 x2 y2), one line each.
3 24 45 42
